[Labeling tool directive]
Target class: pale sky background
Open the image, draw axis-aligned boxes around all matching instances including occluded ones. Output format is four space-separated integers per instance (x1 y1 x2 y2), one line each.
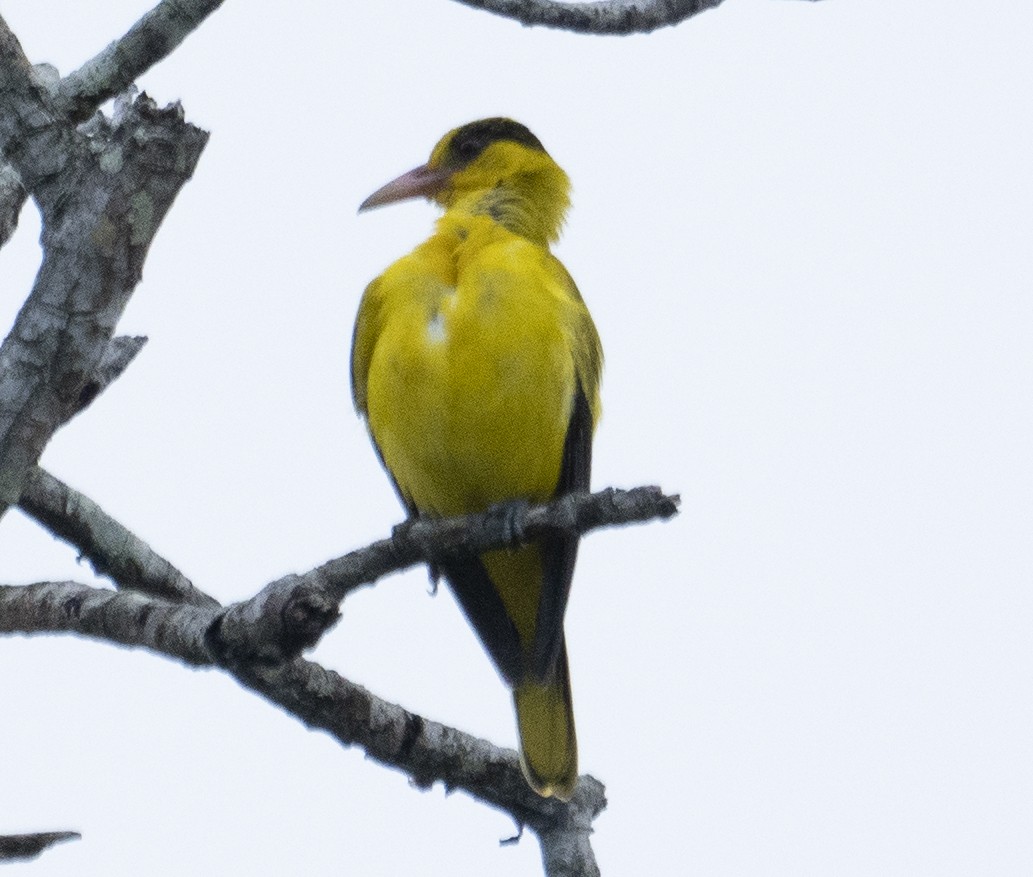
2 1 1032 874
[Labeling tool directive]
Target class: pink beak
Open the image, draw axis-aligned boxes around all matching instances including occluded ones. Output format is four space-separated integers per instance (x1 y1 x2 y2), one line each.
358 163 453 212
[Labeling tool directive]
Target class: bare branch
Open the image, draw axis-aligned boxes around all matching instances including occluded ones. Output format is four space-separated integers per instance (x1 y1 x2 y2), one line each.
449 0 824 34
0 582 214 663
449 0 721 34
17 467 218 609
16 469 676 665
537 813 602 877
2 0 222 246
55 0 229 123
235 658 606 876
12 472 661 873
0 16 208 521
213 486 680 664
0 581 605 875
5 465 658 876
0 831 80 862
16 466 674 655
8 333 208 604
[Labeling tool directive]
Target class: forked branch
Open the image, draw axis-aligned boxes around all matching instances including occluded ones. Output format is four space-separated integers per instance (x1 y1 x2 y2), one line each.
7 481 676 877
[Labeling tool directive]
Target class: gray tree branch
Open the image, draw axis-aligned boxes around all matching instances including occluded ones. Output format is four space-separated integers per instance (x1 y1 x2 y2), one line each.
10 468 674 874
55 0 229 123
16 467 676 663
17 466 218 609
214 486 680 664
1 0 223 249
0 580 605 876
0 831 80 862
449 0 823 35
0 15 208 521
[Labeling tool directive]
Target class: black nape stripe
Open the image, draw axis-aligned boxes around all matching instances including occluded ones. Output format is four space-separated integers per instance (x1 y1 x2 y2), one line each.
447 118 546 166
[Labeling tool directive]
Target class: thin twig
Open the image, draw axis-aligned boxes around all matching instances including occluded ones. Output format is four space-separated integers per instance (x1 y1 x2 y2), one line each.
56 0 229 122
0 831 80 862
18 468 675 660
2 0 224 240
17 467 218 609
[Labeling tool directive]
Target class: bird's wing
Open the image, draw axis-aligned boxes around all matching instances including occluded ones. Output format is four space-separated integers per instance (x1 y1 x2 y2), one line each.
350 277 382 417
531 261 603 681
434 379 593 691
351 276 417 514
532 379 593 681
438 554 525 687
551 258 603 421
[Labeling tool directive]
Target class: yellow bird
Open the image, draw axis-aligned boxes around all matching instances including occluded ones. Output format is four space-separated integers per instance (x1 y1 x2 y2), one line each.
352 118 602 799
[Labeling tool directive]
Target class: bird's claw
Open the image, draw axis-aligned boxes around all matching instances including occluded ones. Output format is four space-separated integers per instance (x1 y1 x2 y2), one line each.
426 562 441 595
486 498 531 549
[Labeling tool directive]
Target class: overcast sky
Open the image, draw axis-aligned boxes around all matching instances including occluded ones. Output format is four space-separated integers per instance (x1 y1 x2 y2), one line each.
2 1 1033 874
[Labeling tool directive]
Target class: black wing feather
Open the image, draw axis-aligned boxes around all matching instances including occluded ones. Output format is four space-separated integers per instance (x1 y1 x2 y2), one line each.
438 555 525 687
532 380 593 681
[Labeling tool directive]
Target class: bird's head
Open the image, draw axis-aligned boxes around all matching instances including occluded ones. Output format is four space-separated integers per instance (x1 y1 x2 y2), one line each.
359 118 571 245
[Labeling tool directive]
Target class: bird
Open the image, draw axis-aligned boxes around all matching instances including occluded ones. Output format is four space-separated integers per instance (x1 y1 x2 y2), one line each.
351 118 602 799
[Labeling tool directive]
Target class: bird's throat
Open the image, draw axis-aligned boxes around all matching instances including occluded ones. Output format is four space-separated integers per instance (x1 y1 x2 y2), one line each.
449 170 569 246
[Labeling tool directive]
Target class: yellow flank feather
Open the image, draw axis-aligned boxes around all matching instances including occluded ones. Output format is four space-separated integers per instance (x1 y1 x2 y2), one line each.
353 118 602 799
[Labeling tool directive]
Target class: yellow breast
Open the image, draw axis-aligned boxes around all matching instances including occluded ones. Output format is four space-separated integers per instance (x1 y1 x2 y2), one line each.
362 216 577 517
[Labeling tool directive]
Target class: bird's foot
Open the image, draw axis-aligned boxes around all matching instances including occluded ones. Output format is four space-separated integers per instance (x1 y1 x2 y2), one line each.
485 498 531 550
392 517 441 593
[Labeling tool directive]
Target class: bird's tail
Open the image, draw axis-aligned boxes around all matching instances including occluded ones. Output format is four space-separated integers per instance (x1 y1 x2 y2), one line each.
513 641 577 800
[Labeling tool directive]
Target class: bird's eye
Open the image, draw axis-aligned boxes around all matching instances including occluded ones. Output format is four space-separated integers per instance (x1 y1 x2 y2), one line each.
455 138 481 161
